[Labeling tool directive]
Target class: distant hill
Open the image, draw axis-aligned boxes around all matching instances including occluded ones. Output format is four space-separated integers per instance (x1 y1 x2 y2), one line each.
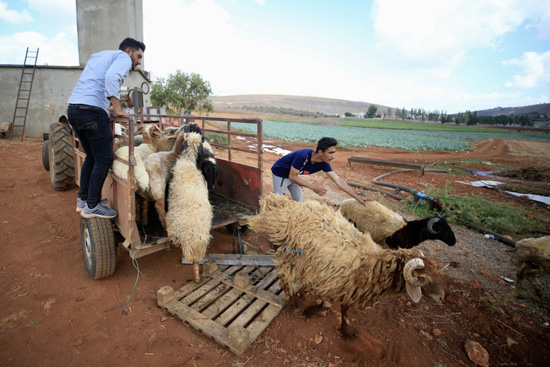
210 94 550 119
210 94 389 116
474 103 550 117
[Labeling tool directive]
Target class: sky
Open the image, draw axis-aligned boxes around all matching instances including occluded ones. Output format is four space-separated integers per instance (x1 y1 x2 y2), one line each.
0 0 549 114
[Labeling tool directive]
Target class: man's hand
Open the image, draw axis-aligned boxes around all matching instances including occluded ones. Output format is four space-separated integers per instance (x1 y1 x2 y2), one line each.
311 183 327 196
355 195 368 205
109 97 127 117
112 108 128 117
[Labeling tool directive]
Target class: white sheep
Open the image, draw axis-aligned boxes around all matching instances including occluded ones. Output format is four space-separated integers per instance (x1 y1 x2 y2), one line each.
140 128 187 229
112 123 163 193
165 132 212 282
338 198 456 249
512 235 550 298
248 194 445 339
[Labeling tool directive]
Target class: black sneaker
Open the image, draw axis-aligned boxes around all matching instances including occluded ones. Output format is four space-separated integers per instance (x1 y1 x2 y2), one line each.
81 202 117 219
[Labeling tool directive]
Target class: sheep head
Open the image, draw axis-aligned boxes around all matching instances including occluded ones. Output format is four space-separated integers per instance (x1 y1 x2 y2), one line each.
425 216 456 246
403 256 444 304
136 123 163 141
197 143 218 190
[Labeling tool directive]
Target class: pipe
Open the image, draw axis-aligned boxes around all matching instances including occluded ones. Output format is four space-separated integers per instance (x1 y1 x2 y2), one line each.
373 168 448 203
457 219 517 248
347 181 410 202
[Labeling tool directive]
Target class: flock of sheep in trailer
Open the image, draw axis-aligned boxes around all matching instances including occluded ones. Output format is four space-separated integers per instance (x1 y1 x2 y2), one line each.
114 122 549 339
113 122 218 282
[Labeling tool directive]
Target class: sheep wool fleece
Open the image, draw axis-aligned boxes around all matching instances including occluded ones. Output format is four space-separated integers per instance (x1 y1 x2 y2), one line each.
166 133 212 263
338 199 406 245
248 194 434 308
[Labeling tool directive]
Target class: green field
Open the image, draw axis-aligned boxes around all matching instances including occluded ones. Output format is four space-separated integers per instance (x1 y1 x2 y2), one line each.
339 119 510 133
221 119 550 152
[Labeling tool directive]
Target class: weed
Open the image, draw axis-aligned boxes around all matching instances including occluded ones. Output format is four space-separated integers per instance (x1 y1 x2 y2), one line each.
397 183 550 236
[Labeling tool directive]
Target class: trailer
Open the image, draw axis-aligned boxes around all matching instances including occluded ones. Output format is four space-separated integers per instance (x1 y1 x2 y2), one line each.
46 108 264 279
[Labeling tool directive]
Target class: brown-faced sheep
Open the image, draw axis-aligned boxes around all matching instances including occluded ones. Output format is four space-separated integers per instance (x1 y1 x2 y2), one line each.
512 235 550 298
113 123 163 193
165 132 212 282
338 198 456 249
140 129 186 229
248 194 445 339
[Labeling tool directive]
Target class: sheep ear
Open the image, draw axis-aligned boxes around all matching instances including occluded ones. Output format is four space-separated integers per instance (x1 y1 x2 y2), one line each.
406 283 422 303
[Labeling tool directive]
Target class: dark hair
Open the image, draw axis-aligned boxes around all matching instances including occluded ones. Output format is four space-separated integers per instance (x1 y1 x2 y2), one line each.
315 137 337 152
119 37 146 52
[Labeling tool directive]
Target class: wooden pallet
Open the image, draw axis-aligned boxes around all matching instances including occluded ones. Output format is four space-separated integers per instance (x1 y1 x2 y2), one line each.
157 263 286 355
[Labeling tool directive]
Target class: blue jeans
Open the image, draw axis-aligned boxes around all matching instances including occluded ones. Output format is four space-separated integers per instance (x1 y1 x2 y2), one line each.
67 104 113 208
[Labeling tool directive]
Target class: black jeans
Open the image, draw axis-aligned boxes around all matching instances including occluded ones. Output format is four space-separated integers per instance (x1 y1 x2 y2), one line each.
67 104 113 208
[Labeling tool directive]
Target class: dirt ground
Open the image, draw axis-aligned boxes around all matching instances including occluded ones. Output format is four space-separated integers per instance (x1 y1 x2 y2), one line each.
1 127 550 367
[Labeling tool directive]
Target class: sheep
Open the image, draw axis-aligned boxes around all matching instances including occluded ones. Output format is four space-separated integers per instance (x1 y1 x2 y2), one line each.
140 128 187 229
512 236 550 298
179 124 218 190
156 126 180 152
338 198 456 249
112 123 163 193
247 194 445 339
166 132 213 282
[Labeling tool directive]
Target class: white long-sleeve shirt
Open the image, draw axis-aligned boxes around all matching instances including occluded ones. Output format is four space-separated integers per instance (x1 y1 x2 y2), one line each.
68 50 132 113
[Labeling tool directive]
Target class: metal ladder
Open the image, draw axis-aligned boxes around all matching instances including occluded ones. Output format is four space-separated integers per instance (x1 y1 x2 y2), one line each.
9 47 39 142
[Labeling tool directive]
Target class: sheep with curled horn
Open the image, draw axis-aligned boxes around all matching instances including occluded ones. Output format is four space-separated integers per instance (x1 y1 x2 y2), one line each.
248 194 445 339
338 198 456 249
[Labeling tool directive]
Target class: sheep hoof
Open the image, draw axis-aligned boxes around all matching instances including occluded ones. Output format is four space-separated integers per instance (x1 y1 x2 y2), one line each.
339 327 357 340
303 304 324 319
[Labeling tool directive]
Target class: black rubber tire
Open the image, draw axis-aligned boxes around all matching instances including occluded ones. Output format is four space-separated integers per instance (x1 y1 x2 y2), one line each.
80 217 116 280
49 122 75 191
42 140 50 171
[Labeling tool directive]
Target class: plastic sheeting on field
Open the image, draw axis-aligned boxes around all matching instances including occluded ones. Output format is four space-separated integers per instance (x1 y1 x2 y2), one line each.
456 180 550 205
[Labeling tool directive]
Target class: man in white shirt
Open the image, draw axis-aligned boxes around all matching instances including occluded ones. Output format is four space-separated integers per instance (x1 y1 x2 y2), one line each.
68 37 145 218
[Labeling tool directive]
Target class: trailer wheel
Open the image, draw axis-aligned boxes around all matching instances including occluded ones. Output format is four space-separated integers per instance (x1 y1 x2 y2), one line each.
49 122 75 191
80 217 117 280
42 140 50 171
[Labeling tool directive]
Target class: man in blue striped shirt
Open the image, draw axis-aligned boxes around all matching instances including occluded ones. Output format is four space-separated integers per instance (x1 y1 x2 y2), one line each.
68 37 145 219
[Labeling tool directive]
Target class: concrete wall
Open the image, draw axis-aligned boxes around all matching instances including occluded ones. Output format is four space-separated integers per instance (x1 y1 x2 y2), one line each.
0 65 150 138
76 0 144 67
0 0 149 139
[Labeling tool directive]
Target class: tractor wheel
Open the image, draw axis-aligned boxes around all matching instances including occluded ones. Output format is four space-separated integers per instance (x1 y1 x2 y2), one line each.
49 122 75 191
80 217 117 280
42 140 50 171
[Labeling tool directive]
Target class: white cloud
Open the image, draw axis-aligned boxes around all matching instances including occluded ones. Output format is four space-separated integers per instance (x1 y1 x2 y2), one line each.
255 0 266 5
503 51 550 88
0 31 78 66
534 8 550 40
27 0 76 20
0 1 33 24
372 0 546 77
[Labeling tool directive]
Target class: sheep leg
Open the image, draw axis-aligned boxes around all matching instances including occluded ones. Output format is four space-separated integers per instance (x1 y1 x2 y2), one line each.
514 264 526 297
524 268 544 298
141 199 149 227
193 262 200 283
154 198 167 231
303 299 331 319
339 304 357 340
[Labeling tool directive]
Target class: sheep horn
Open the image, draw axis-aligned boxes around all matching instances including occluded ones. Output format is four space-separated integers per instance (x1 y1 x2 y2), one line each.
403 258 426 286
427 217 441 234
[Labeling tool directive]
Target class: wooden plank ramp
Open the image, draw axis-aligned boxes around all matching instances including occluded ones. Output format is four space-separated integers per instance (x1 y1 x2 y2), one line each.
157 262 286 355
